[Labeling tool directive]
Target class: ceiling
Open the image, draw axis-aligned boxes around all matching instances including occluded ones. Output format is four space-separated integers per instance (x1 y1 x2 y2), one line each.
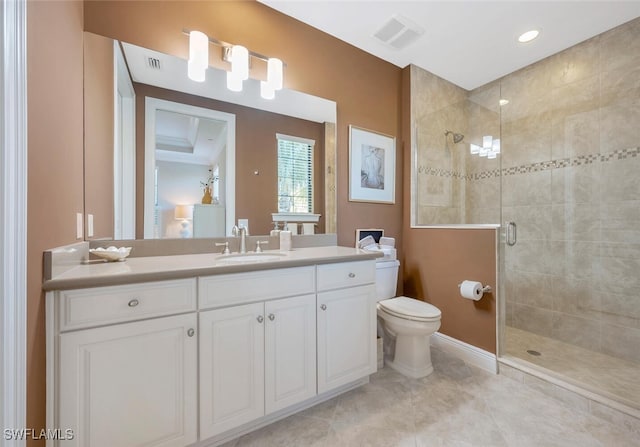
259 1 640 90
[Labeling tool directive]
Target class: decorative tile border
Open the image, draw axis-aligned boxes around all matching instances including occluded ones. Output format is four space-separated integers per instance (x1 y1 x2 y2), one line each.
417 146 639 181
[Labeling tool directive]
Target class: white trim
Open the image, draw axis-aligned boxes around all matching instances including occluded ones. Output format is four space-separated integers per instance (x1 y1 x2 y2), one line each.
275 133 316 147
113 41 136 240
431 332 498 374
144 97 236 237
2 0 28 444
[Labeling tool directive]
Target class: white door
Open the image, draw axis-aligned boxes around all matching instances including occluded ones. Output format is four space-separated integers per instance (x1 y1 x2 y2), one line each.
317 285 377 393
58 313 198 447
199 303 265 438
264 294 316 414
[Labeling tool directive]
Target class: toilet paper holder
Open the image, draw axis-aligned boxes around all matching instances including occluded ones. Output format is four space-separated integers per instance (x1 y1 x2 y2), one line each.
458 283 492 293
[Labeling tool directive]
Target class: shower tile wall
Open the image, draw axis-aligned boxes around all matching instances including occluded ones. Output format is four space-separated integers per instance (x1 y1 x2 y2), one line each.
501 17 640 363
412 17 640 366
412 66 469 225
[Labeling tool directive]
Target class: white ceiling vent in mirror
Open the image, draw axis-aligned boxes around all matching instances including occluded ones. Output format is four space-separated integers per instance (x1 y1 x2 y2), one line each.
146 56 162 70
373 14 424 50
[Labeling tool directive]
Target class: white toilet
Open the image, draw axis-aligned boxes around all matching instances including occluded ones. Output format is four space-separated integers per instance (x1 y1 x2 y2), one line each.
376 259 442 378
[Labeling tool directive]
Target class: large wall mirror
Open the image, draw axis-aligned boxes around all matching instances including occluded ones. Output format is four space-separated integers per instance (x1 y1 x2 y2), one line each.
83 32 337 240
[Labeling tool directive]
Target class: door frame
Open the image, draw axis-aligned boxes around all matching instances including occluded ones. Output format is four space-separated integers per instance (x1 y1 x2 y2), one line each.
1 0 28 443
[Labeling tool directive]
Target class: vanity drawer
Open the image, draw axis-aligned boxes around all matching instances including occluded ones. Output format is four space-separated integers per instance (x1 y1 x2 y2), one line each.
199 266 315 309
58 279 197 331
317 260 375 291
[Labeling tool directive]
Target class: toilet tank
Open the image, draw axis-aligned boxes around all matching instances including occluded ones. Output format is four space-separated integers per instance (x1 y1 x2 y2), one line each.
375 260 400 301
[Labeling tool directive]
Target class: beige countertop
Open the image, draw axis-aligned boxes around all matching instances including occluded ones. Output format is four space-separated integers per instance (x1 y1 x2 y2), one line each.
43 246 382 291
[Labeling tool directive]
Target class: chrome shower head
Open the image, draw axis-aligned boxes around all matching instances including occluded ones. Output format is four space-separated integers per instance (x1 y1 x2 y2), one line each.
445 130 464 144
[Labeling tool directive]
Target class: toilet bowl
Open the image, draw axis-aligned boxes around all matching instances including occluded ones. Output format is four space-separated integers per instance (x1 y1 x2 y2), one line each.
375 260 442 378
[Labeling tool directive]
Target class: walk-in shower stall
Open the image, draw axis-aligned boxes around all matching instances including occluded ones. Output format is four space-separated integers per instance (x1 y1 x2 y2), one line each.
412 17 640 411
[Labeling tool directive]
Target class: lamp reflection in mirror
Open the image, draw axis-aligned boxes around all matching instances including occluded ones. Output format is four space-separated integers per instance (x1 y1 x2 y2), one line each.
188 31 208 82
470 136 500 158
175 204 193 238
226 71 243 92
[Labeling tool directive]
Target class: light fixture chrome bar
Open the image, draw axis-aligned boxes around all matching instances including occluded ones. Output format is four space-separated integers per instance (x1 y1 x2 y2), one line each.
182 28 285 65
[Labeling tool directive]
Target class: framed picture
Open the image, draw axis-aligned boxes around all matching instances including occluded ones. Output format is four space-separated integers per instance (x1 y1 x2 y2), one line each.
349 125 396 204
355 228 384 247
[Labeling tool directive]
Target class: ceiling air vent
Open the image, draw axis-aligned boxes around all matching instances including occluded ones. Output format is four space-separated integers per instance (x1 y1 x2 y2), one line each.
146 56 162 70
373 14 425 50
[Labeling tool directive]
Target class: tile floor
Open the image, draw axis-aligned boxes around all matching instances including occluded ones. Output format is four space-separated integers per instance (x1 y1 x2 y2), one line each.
223 347 640 446
505 326 640 409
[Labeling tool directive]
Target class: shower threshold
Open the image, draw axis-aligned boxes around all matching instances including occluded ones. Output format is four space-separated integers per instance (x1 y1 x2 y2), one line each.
499 327 640 422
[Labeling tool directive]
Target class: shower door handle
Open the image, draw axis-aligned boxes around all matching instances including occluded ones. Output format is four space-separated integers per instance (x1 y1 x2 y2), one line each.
506 222 517 246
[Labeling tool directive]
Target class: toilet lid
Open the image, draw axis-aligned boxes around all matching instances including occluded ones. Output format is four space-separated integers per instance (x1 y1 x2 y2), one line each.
378 296 441 321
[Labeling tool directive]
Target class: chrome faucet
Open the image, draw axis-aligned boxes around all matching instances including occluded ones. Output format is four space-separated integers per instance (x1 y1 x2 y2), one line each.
232 225 247 253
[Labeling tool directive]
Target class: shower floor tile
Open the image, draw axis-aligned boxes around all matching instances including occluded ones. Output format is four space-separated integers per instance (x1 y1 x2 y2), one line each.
505 326 640 409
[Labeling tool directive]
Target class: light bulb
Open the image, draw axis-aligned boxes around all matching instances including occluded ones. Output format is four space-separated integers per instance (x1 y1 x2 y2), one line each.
518 29 540 43
188 31 208 82
260 81 275 100
226 71 243 92
267 58 283 90
231 45 249 81
188 60 205 82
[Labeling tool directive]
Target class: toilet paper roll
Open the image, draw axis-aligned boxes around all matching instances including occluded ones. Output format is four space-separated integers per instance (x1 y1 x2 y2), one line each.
460 280 483 301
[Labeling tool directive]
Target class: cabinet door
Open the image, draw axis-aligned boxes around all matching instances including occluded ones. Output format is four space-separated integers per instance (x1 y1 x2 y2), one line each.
264 294 316 414
317 284 377 394
59 313 197 447
199 303 265 439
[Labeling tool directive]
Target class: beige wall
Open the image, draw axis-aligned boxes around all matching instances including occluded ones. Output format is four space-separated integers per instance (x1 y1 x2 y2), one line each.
84 0 404 249
27 1 85 443
403 66 498 353
24 2 403 436
133 83 326 237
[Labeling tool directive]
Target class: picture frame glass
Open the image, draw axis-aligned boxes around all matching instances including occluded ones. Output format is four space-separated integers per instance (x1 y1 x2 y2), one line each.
349 126 395 204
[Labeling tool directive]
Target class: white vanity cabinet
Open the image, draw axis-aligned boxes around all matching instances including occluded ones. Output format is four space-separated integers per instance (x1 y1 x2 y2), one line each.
50 279 198 447
198 267 316 439
47 254 378 447
317 261 377 393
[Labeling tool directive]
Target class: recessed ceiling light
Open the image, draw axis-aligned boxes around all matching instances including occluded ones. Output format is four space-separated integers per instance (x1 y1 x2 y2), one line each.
518 29 540 43
499 99 509 106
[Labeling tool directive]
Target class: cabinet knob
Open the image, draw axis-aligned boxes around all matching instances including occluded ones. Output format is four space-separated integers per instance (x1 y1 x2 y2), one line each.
320 304 327 311
257 315 264 323
268 313 275 321
348 273 356 278
128 298 139 307
187 328 195 337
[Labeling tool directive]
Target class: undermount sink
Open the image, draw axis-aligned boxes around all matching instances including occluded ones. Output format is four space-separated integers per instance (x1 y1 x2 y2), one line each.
215 252 287 265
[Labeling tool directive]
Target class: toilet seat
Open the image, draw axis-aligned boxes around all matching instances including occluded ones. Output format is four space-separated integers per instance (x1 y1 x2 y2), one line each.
378 296 441 322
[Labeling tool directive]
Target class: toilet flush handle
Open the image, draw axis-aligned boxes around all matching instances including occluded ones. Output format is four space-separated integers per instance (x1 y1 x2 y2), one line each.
348 273 356 278
320 304 327 311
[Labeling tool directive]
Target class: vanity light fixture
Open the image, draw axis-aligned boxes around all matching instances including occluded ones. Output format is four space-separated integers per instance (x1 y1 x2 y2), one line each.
184 29 285 99
188 31 209 82
518 29 540 43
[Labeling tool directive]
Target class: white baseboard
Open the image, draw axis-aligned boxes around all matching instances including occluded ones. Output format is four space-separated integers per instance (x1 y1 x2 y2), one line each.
431 332 497 374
